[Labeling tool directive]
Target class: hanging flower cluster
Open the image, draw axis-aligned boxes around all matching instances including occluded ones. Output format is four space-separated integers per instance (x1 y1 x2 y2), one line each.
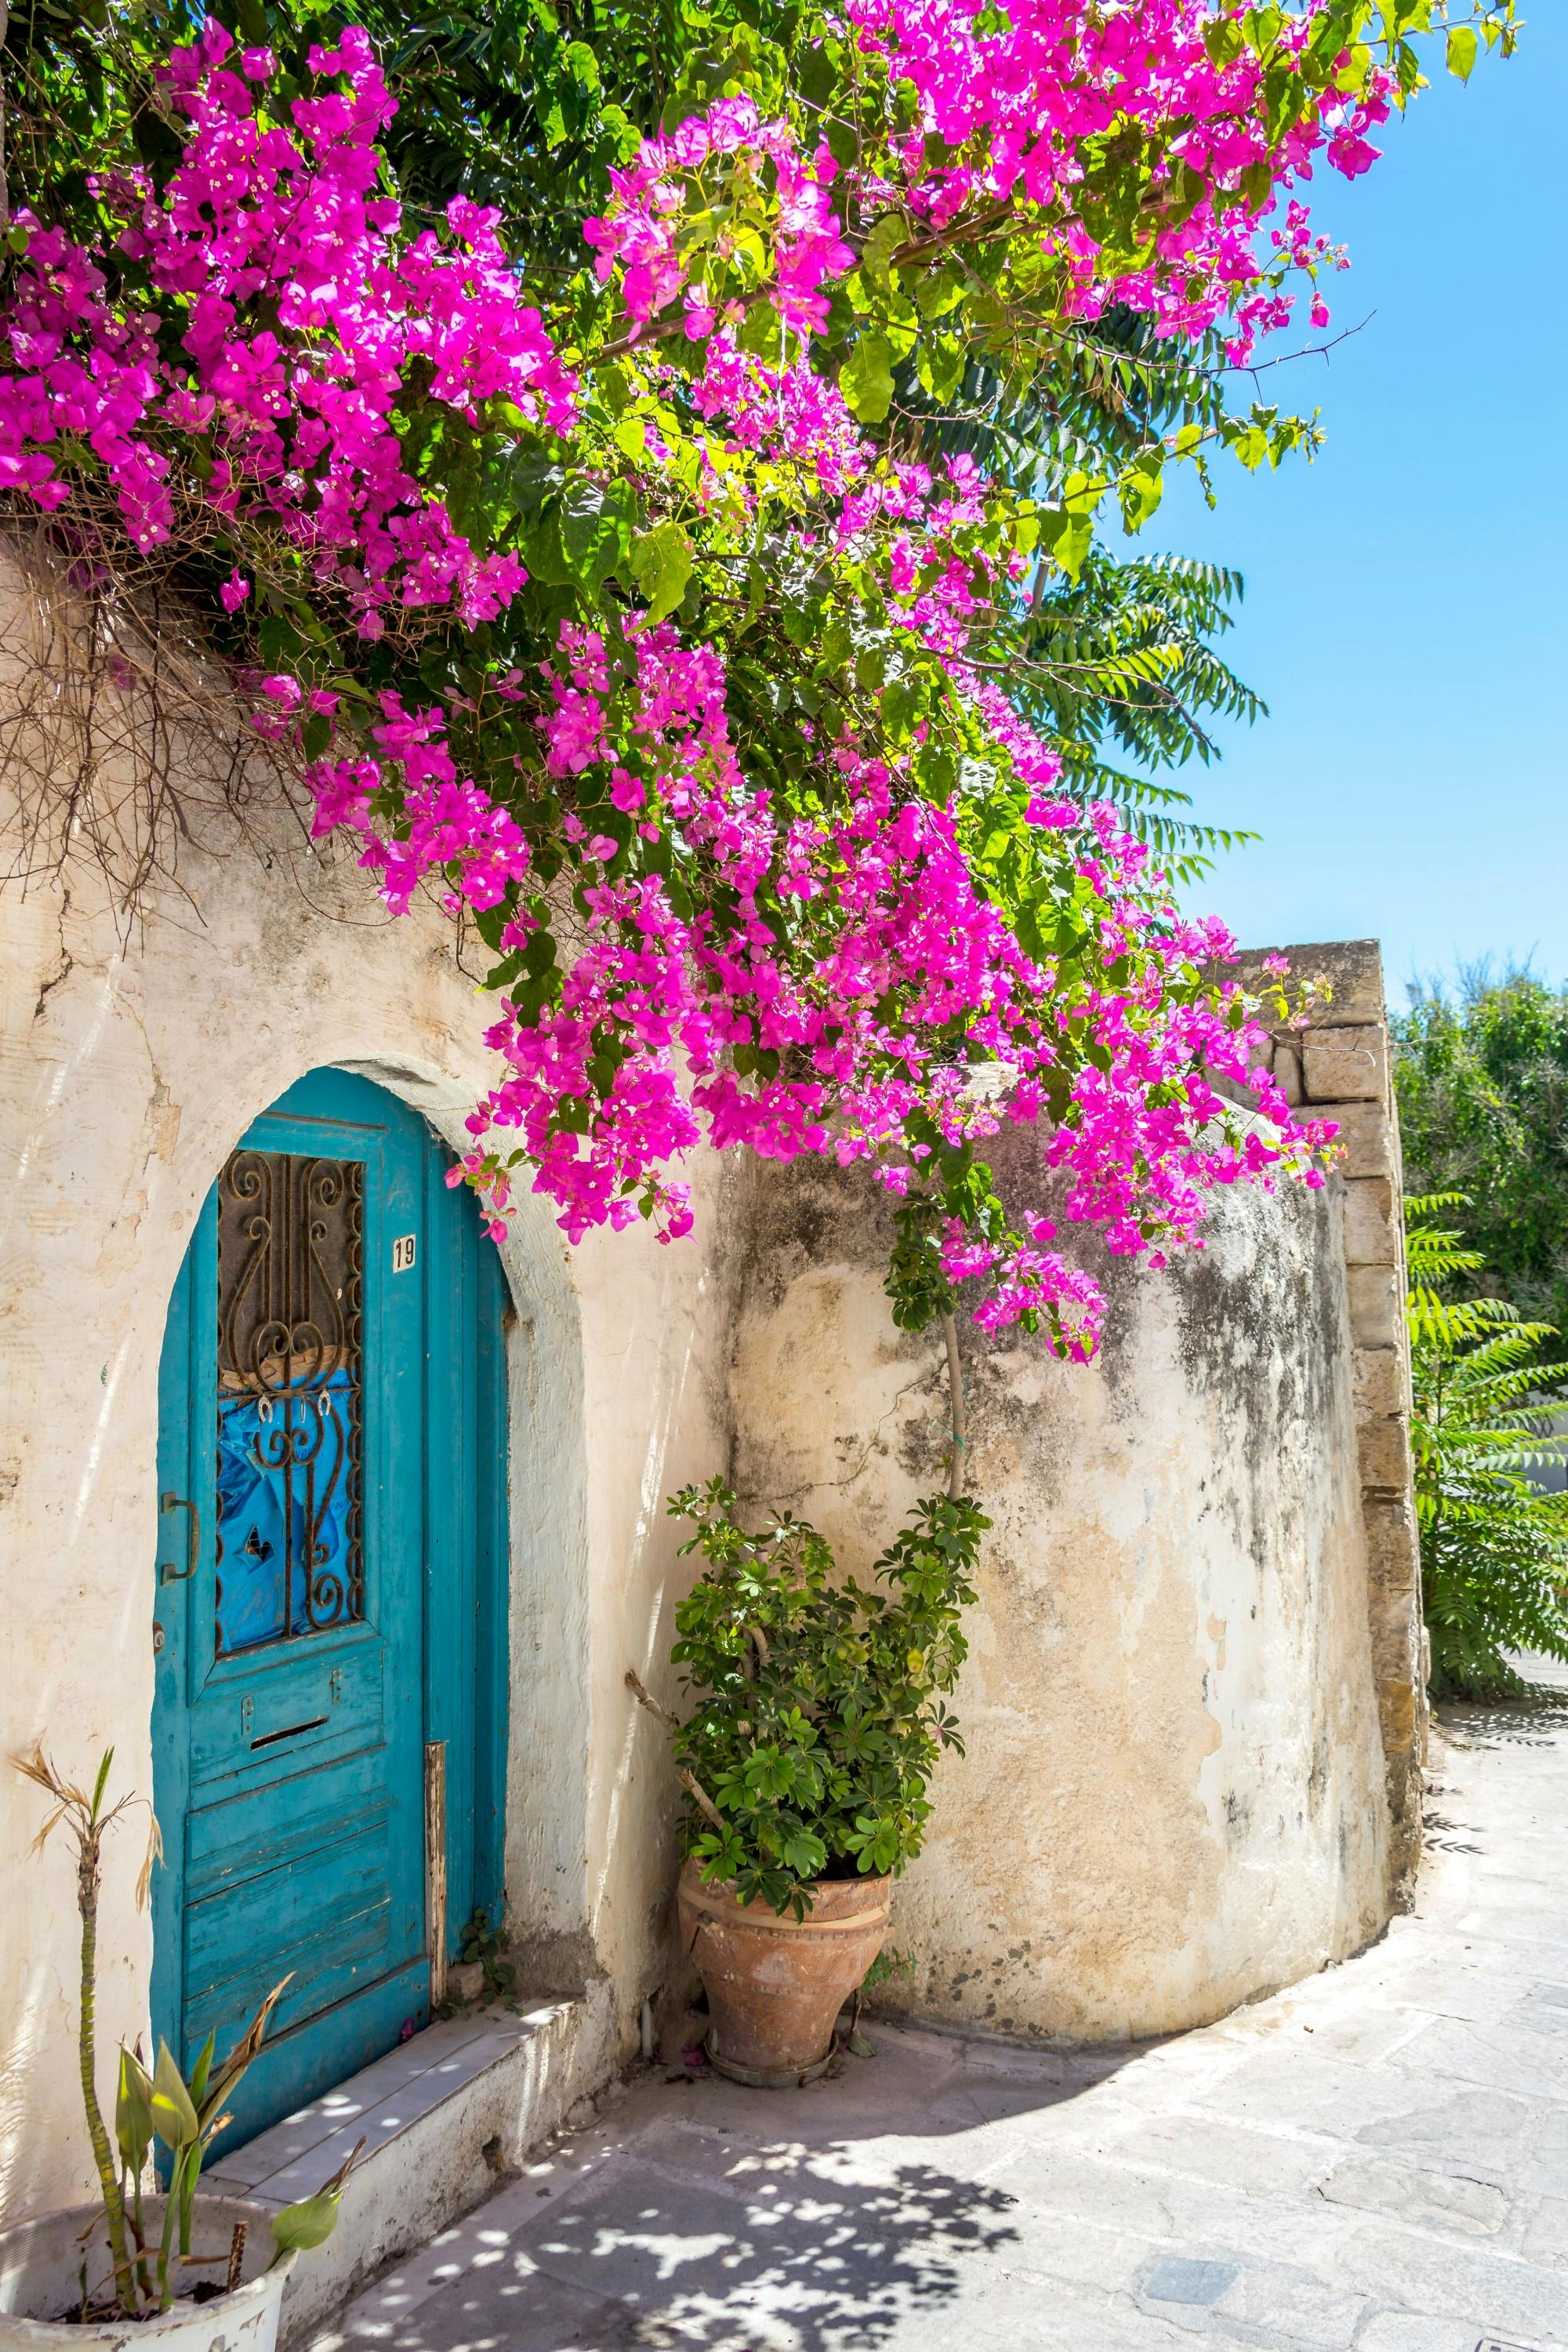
0 24 575 631
311 604 1307 1353
585 96 854 340
848 0 1385 358
583 0 1384 370
0 1 1447 1346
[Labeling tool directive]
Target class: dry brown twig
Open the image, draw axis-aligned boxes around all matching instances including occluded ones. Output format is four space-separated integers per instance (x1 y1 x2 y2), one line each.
0 510 321 927
623 1669 728 1830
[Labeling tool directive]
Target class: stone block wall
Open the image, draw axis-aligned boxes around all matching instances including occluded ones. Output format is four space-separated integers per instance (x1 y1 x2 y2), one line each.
1233 938 1423 1892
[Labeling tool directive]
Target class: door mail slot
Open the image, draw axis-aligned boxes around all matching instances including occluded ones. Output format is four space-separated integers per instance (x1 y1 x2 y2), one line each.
250 1715 328 1751
191 1646 383 1783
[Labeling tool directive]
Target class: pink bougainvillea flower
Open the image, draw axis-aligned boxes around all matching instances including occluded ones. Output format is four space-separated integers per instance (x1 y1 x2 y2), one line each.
0 9 1361 1342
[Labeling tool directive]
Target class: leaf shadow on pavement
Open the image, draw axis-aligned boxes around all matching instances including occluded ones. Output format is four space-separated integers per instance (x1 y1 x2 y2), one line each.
1442 1685 1568 1749
378 2147 1025 2352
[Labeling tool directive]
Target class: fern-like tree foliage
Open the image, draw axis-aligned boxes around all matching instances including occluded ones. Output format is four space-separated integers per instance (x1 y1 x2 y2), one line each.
895 320 1267 882
1396 969 1568 1334
1406 1194 1568 1700
1002 549 1263 883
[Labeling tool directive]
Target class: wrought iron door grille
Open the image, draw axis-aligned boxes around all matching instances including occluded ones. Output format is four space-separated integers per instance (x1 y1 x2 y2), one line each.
214 1148 365 1654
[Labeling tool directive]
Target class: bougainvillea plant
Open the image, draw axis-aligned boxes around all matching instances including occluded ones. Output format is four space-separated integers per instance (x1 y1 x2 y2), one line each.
0 0 1515 1351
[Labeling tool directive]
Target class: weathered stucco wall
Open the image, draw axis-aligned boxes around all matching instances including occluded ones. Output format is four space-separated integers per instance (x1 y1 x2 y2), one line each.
0 789 735 2223
728 1124 1396 2044
0 543 1418 2227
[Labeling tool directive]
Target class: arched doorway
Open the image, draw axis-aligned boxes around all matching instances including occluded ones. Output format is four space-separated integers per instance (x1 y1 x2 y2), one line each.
151 1068 509 2148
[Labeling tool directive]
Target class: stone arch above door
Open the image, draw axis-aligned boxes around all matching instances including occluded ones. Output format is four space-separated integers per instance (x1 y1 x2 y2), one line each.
5 811 717 2222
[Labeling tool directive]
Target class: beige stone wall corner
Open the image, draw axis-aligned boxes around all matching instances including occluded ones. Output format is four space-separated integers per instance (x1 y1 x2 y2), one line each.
1234 940 1423 1897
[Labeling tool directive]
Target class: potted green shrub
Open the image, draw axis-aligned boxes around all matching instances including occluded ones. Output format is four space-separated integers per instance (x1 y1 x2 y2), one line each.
630 1480 986 2085
0 1748 356 2352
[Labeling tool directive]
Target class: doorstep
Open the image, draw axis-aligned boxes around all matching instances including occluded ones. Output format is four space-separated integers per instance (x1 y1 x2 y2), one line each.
205 1985 616 2345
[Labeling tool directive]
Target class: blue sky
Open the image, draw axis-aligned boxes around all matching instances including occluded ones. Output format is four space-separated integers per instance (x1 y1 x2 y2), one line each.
1148 10 1566 1007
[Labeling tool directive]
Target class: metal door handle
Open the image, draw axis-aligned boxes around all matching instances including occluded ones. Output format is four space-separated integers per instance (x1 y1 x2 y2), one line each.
159 1491 200 1584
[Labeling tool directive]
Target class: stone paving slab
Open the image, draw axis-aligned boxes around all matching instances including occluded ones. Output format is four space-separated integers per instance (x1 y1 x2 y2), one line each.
317 1668 1568 2352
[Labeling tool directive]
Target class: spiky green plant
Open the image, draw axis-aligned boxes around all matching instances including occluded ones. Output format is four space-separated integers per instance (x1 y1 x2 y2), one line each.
13 1744 356 2318
1406 1195 1568 1699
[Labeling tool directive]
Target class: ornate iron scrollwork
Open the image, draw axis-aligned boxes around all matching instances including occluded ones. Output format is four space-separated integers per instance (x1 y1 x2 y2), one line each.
214 1149 365 1655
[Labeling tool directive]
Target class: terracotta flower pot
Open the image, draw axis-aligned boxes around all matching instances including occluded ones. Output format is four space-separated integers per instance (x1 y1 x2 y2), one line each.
677 1857 892 2085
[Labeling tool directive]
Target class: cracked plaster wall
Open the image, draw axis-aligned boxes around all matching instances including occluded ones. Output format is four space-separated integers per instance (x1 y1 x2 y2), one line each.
0 540 1411 2209
728 1128 1396 2044
0 775 739 2224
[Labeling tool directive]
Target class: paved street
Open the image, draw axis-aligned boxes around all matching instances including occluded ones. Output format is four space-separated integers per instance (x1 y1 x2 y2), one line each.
321 1670 1568 2352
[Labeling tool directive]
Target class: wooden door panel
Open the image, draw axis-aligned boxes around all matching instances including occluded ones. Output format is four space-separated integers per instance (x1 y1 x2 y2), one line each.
155 1072 427 2120
184 1802 397 2049
187 1640 384 1786
184 1744 401 1904
153 1067 509 2151
201 1963 431 2157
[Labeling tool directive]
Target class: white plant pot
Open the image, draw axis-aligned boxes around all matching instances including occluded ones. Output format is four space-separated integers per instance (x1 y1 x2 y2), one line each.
0 2197 296 2352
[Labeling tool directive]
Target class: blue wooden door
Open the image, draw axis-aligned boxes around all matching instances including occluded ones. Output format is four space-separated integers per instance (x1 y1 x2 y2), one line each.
151 1069 508 2148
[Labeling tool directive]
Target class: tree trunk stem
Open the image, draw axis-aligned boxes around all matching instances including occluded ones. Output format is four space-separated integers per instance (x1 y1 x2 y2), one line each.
78 1839 138 2314
942 1312 966 1500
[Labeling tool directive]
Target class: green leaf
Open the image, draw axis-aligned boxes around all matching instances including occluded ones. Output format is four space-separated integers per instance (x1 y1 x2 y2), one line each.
1037 504 1094 583
1238 159 1274 212
839 334 895 424
563 40 601 89
824 114 858 171
1121 460 1164 530
858 212 907 290
913 263 964 321
151 2041 199 2150
116 2048 154 2172
270 2190 343 2254
1244 7 1283 58
270 2136 365 2259
521 927 557 978
1446 24 1478 78
880 676 920 741
630 521 693 625
916 334 965 404
560 476 633 591
187 2029 216 2111
797 38 837 107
